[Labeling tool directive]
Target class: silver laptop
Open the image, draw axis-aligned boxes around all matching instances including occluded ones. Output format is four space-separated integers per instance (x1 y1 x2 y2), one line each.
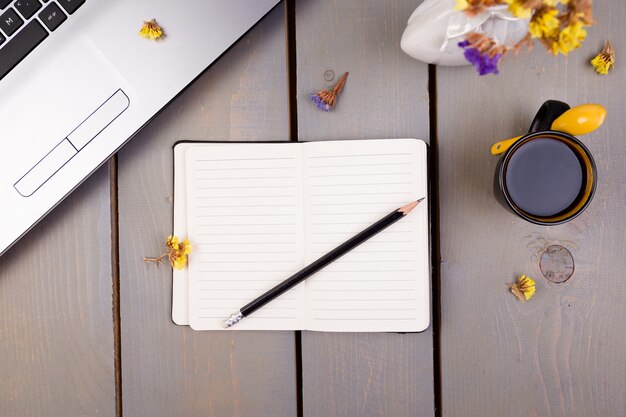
0 0 280 255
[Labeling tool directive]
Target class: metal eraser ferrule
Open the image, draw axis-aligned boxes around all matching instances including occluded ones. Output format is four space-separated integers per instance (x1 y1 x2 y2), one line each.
223 311 244 328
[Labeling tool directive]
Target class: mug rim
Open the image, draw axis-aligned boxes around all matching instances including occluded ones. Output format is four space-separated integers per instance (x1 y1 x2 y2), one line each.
498 130 597 226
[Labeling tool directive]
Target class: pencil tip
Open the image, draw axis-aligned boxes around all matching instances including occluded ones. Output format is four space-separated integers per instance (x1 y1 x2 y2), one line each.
398 198 425 215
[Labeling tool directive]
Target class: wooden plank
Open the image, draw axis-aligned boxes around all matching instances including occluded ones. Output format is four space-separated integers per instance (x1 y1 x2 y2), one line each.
116 5 297 417
437 2 626 416
0 166 116 417
295 1 434 416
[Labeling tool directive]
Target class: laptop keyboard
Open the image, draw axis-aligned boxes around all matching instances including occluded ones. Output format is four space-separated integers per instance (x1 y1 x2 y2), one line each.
0 0 84 81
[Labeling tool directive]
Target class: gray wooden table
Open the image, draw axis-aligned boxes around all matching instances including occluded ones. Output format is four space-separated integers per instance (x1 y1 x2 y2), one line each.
1 1 624 416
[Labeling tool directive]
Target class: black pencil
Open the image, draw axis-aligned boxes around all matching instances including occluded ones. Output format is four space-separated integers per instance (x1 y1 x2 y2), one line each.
223 197 425 328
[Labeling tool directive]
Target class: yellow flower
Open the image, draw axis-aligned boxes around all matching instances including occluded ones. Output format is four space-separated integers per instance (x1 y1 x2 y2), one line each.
172 255 187 271
139 19 164 40
550 21 587 55
179 239 192 255
529 7 560 39
591 41 615 75
144 235 192 270
511 275 536 302
454 0 470 10
542 0 569 5
504 0 532 19
166 235 179 249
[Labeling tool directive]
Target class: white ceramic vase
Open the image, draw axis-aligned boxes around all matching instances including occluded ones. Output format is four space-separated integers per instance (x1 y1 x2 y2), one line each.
400 0 530 66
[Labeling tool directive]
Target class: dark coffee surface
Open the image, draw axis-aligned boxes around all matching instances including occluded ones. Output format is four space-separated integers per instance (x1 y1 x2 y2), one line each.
505 138 583 217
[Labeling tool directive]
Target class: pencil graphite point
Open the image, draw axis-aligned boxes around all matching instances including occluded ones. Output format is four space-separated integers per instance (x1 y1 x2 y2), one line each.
399 198 425 215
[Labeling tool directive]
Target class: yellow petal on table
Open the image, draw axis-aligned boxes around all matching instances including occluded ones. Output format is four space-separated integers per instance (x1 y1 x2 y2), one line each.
510 275 536 302
139 19 165 40
591 41 615 75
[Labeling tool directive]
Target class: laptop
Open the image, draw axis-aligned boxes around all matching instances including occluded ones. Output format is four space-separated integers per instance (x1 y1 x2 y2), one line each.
0 0 281 255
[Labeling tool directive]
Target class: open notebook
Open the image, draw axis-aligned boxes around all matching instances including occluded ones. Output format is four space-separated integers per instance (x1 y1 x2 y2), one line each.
172 139 430 332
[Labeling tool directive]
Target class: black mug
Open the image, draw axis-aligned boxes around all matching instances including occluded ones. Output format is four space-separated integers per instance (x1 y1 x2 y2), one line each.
493 100 597 225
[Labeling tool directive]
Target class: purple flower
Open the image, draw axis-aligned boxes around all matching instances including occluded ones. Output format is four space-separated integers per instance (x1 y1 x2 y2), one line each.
310 93 332 111
458 41 501 76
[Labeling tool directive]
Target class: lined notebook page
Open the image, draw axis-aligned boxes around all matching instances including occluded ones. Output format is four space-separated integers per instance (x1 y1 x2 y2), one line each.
302 139 429 332
185 144 306 330
172 143 192 325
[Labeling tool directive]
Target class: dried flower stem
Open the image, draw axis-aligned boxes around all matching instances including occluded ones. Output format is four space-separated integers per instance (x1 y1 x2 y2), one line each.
317 72 348 108
466 33 510 57
143 235 192 270
310 72 349 111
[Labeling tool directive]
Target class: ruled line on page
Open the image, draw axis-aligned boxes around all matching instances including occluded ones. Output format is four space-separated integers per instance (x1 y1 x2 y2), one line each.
197 270 297 273
195 250 297 254
198 232 298 237
197 204 297 208
199 316 298 319
317 279 415 283
196 176 297 180
312 269 414 273
311 289 416 292
199 307 296 310
308 152 411 159
312 250 414 254
311 318 418 321
315 307 415 311
312 230 411 235
309 173 410 178
195 157 295 162
197 185 296 190
197 260 296 264
197 223 296 226
311 221 371 225
330 259 415 263
198 288 278 291
196 213 296 217
310 192 410 197
197 166 297 171
199 297 297 301
311 240 413 244
310 182 411 187
198 195 296 199
311 201 404 206
198 279 292 283
310 298 416 302
199 241 297 244
308 162 412 168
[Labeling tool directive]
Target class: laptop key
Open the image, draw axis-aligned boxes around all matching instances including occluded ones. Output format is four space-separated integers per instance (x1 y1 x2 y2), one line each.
15 0 42 20
0 31 5 46
0 0 11 10
38 2 66 31
0 20 48 81
57 0 84 15
0 8 24 37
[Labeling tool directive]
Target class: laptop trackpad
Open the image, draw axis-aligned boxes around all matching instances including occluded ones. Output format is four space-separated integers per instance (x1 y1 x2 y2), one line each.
14 89 129 197
0 37 131 197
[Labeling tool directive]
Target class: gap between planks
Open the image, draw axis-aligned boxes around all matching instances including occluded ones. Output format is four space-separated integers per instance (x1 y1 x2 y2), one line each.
109 156 123 417
428 64 443 417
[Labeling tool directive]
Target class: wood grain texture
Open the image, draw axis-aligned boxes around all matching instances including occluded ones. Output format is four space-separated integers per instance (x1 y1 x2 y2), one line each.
296 0 430 142
116 5 297 417
0 166 115 417
295 1 434 416
437 2 626 416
